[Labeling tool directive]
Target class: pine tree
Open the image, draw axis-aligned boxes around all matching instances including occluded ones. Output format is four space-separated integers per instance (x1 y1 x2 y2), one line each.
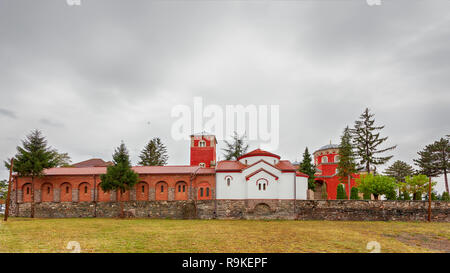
383 160 415 183
222 132 249 160
336 184 347 199
100 142 139 218
414 144 441 181
298 147 316 190
4 129 70 217
351 108 397 173
138 137 168 166
429 137 449 194
337 126 357 198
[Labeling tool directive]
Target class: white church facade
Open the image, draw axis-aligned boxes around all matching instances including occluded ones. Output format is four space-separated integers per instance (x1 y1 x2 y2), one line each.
215 149 309 200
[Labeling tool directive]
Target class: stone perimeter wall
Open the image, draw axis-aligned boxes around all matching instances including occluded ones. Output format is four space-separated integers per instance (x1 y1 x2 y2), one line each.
8 192 450 222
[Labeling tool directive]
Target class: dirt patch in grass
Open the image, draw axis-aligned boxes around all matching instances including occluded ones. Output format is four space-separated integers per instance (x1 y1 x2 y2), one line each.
385 233 450 253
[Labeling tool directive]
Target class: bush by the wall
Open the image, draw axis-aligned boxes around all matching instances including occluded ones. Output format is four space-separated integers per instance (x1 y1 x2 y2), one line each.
350 187 359 200
442 191 450 201
336 184 347 199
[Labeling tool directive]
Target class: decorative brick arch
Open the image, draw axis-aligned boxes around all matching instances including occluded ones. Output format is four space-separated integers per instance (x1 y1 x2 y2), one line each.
175 181 188 200
197 182 211 200
254 203 271 215
78 182 91 202
97 183 110 202
41 183 53 202
155 181 168 201
136 181 149 201
22 183 32 203
60 182 72 202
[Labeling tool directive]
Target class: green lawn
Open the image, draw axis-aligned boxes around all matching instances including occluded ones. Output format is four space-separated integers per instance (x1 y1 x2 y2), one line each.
1 218 449 253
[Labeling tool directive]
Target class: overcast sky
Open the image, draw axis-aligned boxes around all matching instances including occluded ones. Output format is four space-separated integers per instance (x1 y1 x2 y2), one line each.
0 0 449 193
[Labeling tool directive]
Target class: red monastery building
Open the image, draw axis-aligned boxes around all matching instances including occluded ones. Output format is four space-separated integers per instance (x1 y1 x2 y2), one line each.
313 144 360 200
13 134 217 204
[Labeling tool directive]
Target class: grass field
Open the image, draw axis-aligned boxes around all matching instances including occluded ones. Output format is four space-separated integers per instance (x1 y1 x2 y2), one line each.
1 218 449 253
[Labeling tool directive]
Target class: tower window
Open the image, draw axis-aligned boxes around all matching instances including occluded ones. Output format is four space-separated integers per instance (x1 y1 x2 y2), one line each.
199 162 206 167
199 140 206 147
335 155 340 162
322 156 328 163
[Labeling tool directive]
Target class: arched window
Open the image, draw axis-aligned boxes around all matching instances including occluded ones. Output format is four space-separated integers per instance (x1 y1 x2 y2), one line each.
335 155 340 162
155 181 168 201
175 181 188 200
322 156 328 163
257 179 268 191
199 140 206 147
41 183 53 202
78 182 91 202
136 182 149 201
200 188 204 197
22 183 32 203
60 182 72 202
206 188 209 197
197 182 211 200
225 176 232 187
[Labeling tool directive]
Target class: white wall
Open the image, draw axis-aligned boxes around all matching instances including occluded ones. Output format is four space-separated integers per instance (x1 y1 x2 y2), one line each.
238 156 279 165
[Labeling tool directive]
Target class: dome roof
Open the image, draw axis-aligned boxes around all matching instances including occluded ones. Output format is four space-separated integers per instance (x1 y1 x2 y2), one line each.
238 149 281 160
315 144 340 153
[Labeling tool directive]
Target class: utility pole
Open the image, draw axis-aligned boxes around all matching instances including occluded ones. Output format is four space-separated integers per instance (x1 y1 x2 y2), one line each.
428 176 432 222
347 175 351 200
4 158 14 222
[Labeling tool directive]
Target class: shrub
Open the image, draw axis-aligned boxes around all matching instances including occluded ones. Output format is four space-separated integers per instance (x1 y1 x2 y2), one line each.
399 191 411 200
442 191 450 201
363 191 371 200
336 184 347 199
350 187 359 200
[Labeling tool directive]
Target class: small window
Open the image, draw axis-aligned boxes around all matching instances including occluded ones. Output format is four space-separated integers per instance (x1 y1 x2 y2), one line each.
226 177 231 186
199 140 206 147
26 187 30 195
322 156 328 163
47 187 50 194
142 185 145 193
259 184 261 191
245 160 248 165
200 188 204 197
178 185 181 192
183 185 186 192
199 162 206 167
335 155 340 162
66 186 69 194
161 185 164 193
263 184 266 191
84 186 88 194
206 188 210 197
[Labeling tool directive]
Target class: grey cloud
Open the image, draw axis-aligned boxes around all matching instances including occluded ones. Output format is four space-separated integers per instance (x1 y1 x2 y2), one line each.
0 108 16 119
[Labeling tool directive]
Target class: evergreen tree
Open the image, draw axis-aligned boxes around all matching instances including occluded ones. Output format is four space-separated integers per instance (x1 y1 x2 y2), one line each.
336 184 347 199
100 142 139 218
414 143 442 200
350 187 360 200
4 129 70 217
298 147 316 190
351 108 397 173
0 179 7 200
337 126 357 198
383 160 415 183
138 137 168 166
429 137 449 194
222 132 249 160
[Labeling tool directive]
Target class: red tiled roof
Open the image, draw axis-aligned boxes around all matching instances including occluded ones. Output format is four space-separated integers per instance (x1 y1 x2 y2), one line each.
216 161 246 172
275 160 297 172
72 158 113 168
296 171 309 178
41 165 215 176
238 149 281 160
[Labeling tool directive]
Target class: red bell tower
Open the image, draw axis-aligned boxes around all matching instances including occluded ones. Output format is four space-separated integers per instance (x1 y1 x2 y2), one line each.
190 133 217 168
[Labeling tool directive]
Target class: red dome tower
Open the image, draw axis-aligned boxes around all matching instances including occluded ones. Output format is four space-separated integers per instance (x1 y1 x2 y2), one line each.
313 143 359 200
